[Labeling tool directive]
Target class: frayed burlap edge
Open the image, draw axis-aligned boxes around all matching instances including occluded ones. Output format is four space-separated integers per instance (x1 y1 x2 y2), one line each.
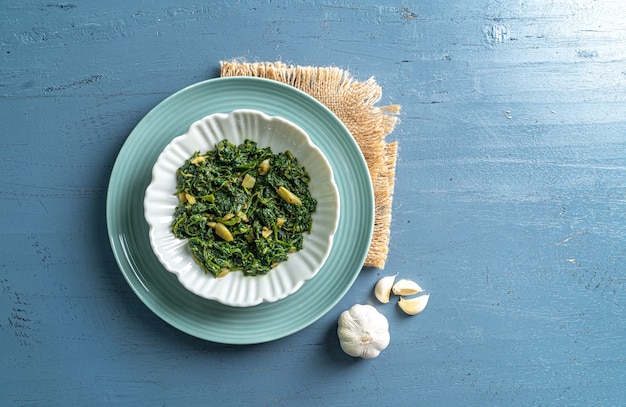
220 60 399 269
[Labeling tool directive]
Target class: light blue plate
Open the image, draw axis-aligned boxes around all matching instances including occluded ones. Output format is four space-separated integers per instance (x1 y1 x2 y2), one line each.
106 77 374 344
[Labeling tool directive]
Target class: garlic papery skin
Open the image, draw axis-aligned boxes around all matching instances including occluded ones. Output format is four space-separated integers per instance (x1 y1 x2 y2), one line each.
398 293 430 315
337 304 390 359
392 279 423 296
374 274 397 303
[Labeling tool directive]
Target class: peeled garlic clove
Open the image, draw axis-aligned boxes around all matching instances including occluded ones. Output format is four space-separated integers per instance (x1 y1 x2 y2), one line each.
374 274 397 303
398 293 430 315
392 279 423 296
214 222 234 242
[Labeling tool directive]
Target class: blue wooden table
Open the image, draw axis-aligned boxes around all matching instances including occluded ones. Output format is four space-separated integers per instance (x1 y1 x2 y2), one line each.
2 1 625 405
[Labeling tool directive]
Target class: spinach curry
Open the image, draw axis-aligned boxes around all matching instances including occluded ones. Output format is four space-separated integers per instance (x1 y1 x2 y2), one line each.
172 139 317 277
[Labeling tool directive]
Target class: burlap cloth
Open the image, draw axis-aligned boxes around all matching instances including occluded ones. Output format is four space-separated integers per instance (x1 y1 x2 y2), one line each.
220 60 400 269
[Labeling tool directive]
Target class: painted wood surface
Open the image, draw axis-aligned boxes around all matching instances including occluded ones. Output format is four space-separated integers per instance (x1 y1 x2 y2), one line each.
1 1 625 405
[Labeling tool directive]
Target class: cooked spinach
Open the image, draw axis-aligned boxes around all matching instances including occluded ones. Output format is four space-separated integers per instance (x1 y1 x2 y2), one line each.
171 139 317 277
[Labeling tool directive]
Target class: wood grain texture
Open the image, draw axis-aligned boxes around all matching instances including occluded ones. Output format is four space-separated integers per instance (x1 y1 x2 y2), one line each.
1 0 625 405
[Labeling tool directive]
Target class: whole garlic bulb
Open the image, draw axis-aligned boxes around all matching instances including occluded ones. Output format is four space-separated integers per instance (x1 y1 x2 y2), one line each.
337 304 390 359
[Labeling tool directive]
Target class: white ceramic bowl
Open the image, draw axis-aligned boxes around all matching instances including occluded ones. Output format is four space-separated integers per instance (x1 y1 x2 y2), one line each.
144 109 340 307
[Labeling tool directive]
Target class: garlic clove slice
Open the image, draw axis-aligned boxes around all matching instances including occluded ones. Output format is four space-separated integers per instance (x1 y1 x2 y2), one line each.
374 274 397 303
398 293 430 315
392 279 423 296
